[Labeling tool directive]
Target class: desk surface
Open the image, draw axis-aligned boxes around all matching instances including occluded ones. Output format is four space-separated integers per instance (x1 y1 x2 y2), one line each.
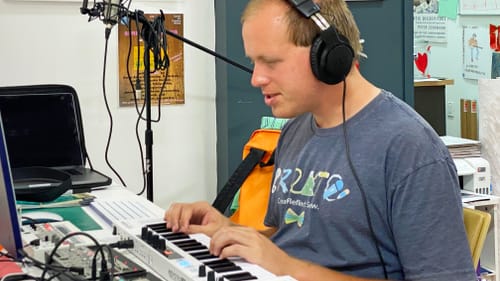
414 79 454 87
16 186 167 280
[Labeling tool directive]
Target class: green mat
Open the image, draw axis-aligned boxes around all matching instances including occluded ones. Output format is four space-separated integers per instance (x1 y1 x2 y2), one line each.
22 206 102 231
19 194 102 231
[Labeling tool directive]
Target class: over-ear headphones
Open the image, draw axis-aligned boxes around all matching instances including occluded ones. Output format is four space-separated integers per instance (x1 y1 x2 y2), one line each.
288 0 354 85
12 167 72 202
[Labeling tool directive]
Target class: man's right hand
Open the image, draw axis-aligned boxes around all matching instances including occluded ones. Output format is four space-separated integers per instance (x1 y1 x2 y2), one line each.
164 201 232 237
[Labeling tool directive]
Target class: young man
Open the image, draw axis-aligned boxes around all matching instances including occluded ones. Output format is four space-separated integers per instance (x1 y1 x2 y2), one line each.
165 0 476 280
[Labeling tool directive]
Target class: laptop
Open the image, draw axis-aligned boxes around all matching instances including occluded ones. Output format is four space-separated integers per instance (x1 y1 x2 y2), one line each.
0 116 23 258
0 85 111 193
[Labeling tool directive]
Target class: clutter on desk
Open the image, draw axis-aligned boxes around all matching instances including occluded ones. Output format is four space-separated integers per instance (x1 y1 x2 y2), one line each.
17 193 101 231
440 135 481 158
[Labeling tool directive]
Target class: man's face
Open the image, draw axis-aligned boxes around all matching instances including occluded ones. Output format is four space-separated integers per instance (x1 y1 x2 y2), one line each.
242 2 322 118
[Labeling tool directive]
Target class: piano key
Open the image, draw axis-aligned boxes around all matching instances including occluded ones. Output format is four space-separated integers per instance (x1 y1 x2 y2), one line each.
204 259 234 267
172 240 203 247
222 272 258 281
178 244 208 252
161 232 190 240
212 265 243 273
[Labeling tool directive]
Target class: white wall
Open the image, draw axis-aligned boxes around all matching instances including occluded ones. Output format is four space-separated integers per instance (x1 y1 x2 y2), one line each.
415 15 500 137
0 0 217 209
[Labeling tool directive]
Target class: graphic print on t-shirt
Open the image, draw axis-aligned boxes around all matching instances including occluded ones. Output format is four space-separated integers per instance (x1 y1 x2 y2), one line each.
272 167 351 227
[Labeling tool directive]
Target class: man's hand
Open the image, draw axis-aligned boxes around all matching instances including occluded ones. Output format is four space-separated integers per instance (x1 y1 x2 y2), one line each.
209 226 292 276
164 201 232 236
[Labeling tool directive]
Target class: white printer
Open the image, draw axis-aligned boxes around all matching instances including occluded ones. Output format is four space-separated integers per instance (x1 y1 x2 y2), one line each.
453 157 491 194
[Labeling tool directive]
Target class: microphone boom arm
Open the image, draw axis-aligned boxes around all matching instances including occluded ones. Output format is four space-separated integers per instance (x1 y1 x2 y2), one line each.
127 10 253 74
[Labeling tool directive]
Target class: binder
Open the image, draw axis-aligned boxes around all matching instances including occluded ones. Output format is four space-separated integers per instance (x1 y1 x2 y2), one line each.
460 99 471 139
469 100 478 140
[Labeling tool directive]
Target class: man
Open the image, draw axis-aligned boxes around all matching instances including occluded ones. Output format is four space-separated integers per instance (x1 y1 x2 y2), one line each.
165 0 476 280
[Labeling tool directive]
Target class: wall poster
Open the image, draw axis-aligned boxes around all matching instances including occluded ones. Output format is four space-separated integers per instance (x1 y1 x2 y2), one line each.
414 0 448 43
118 13 185 107
460 0 500 15
463 25 491 80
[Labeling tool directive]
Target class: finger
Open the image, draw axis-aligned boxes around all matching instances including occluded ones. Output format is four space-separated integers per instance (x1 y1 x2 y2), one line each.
165 203 182 232
186 224 215 236
178 206 194 233
210 227 247 256
218 243 253 262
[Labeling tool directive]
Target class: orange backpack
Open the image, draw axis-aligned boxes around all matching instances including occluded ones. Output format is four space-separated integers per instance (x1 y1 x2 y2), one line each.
212 128 281 230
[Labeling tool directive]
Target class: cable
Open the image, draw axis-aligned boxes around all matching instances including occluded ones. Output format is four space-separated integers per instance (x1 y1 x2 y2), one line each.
121 12 171 196
341 79 388 279
101 33 127 187
42 232 101 280
19 248 84 281
124 15 147 195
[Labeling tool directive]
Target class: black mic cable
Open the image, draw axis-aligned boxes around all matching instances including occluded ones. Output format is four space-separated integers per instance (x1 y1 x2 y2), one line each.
341 79 388 279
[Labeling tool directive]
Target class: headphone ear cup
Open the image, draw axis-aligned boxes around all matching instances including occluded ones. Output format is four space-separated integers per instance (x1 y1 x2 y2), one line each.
309 28 354 85
310 36 324 83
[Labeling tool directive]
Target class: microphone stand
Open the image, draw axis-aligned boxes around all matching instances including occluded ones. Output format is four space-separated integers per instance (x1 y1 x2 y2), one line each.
81 4 252 202
129 10 253 203
129 11 155 202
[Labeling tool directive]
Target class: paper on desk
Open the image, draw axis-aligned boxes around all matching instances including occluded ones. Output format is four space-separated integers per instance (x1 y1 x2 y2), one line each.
461 190 491 203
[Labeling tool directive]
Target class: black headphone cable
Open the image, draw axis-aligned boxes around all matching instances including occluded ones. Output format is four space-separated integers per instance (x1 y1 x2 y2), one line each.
341 79 388 279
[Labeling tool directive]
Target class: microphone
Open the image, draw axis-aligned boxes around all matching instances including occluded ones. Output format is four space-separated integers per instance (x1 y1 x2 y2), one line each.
102 0 122 39
103 0 121 29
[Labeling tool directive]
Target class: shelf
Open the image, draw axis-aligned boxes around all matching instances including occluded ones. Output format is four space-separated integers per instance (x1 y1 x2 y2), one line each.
414 79 454 87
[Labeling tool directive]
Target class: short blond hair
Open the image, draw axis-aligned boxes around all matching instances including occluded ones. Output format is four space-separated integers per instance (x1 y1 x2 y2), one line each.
241 0 362 60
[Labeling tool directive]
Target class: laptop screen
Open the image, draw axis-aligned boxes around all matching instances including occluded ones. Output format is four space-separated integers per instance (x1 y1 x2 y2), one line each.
0 116 23 258
0 93 84 168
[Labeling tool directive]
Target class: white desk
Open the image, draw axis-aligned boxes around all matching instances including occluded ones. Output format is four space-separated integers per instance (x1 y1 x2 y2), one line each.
464 194 500 281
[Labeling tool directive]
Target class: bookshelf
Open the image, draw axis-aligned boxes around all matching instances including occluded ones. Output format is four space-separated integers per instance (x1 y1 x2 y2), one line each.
414 79 454 136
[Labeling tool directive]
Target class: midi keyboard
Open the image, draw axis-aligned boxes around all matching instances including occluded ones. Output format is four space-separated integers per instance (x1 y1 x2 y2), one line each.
114 221 296 281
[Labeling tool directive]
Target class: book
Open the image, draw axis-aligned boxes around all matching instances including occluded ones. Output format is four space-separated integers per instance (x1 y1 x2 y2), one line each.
460 99 471 139
469 99 478 140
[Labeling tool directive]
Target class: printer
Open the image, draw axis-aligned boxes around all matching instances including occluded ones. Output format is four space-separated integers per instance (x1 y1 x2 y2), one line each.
453 157 491 194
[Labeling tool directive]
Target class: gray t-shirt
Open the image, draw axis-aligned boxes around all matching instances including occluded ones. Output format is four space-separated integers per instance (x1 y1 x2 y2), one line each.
265 90 476 281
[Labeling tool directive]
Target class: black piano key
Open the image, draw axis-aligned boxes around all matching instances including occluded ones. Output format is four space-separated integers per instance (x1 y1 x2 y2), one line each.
179 244 207 252
148 224 169 232
147 222 168 228
204 259 234 267
198 264 206 277
190 250 218 260
172 240 202 247
211 265 242 273
207 271 216 281
172 239 203 246
141 227 148 239
222 272 258 281
162 232 190 239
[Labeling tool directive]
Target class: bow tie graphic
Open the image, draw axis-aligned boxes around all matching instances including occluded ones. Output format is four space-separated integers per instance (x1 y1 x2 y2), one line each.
285 208 305 227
